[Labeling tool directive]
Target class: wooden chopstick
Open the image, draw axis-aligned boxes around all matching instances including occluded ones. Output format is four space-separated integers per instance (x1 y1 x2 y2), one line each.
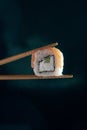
0 42 58 65
0 74 73 80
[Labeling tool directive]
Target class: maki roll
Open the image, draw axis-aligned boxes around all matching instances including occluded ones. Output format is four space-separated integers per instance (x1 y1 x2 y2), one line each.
31 47 64 76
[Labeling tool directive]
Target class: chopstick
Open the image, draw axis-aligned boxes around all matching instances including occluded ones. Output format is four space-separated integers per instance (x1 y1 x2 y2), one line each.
0 42 58 65
0 74 73 80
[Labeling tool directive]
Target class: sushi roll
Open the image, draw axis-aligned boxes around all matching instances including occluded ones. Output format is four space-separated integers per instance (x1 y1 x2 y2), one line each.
31 47 64 76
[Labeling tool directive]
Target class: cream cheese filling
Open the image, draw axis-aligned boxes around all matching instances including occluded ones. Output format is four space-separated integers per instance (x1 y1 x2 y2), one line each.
39 55 55 72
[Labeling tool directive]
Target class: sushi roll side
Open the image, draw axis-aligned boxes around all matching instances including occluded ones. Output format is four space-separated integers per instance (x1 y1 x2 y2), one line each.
31 47 64 76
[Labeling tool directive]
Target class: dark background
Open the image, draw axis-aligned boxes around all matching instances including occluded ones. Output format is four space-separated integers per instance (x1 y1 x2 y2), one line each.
0 0 87 130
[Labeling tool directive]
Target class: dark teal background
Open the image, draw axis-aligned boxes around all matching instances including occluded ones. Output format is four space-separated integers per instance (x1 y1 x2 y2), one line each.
0 0 87 130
